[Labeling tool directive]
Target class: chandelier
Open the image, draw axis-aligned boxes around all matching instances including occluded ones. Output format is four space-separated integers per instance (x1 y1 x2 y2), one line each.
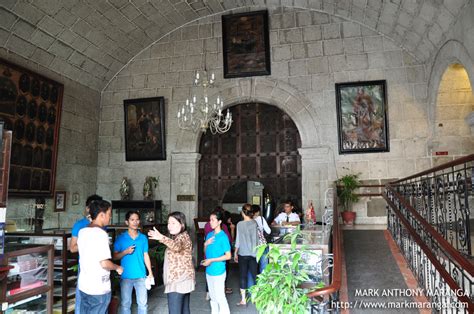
177 69 232 134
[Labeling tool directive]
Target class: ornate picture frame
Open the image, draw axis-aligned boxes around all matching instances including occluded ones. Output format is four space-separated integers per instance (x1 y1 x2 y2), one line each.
222 10 271 78
0 58 63 196
335 80 389 154
123 97 166 161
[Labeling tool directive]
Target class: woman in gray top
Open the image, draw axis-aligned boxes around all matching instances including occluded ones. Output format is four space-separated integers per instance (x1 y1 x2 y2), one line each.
234 203 258 307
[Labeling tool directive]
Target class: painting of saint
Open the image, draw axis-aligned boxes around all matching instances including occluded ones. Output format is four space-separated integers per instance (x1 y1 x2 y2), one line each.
336 80 389 154
124 97 166 161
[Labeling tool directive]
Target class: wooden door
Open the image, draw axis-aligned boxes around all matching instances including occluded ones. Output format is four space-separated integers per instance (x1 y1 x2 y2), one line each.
198 103 301 216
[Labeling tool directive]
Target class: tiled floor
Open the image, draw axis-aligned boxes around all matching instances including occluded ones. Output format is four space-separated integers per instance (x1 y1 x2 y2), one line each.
143 267 258 313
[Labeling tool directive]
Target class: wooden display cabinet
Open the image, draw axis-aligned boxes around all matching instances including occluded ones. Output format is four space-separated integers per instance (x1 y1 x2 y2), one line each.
0 244 54 313
5 229 116 313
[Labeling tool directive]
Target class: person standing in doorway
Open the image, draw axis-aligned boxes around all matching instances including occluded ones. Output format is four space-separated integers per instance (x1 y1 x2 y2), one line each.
114 211 153 314
77 200 123 313
148 212 195 314
201 210 231 314
69 194 103 314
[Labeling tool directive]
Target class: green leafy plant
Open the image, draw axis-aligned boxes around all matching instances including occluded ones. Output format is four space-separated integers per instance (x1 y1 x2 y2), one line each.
249 227 315 314
336 173 361 212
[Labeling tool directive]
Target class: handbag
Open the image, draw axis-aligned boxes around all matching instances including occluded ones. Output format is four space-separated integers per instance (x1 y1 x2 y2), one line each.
257 225 267 245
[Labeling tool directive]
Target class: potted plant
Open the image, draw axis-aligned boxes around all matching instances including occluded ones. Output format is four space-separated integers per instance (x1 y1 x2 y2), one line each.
249 228 319 313
336 173 361 225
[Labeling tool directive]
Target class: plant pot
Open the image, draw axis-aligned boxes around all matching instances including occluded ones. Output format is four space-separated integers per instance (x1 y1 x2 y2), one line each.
341 211 356 225
108 296 120 314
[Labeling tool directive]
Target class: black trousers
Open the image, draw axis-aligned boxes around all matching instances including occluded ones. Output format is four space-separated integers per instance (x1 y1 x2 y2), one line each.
238 255 258 290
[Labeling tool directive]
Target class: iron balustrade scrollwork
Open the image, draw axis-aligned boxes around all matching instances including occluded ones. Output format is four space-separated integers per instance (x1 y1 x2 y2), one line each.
385 155 474 313
391 155 473 256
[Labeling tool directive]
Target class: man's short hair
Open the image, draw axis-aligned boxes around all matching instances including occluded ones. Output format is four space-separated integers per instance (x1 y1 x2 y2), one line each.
86 194 103 207
89 200 111 220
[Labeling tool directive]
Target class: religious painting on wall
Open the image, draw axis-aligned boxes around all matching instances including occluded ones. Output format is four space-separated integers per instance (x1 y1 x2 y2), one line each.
335 80 389 154
124 97 166 161
0 58 63 196
222 10 271 78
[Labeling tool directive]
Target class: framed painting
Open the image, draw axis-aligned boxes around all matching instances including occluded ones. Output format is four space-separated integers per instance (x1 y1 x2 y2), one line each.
0 58 63 196
222 10 271 78
54 191 66 212
335 80 389 154
124 97 166 161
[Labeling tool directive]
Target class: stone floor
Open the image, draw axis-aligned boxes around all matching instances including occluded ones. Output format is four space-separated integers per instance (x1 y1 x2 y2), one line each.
139 267 258 313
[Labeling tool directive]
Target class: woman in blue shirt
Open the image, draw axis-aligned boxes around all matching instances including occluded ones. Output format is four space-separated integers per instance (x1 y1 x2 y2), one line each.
201 210 231 314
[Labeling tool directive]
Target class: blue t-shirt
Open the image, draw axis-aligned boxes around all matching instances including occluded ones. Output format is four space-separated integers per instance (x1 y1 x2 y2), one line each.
72 218 90 237
113 231 148 279
205 230 231 276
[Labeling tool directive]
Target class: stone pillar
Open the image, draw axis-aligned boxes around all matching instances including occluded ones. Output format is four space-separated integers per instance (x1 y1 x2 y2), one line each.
298 146 331 218
170 152 201 231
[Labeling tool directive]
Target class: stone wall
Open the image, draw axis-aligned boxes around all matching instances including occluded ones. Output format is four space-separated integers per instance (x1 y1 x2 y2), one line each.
2 49 101 230
98 7 441 225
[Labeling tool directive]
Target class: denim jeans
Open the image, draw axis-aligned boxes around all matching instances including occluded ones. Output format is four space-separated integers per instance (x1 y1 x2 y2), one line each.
167 292 190 314
259 247 269 273
75 284 82 313
119 278 148 314
79 290 111 314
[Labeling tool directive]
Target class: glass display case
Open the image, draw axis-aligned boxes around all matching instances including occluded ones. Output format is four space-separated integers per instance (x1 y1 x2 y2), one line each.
5 229 116 314
111 200 162 226
0 243 53 313
273 225 332 285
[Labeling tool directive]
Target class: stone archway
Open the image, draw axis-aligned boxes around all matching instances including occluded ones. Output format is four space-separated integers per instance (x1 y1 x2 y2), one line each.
170 77 331 228
427 40 474 138
198 102 302 217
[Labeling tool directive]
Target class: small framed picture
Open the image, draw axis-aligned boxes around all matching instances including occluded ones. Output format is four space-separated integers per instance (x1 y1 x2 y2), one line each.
252 195 261 205
72 192 80 205
54 191 66 212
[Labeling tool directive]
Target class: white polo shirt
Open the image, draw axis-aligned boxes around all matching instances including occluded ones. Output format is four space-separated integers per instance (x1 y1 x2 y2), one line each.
274 212 301 224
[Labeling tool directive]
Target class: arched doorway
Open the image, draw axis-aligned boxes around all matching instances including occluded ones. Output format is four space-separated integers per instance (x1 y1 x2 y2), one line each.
198 102 302 216
434 63 474 157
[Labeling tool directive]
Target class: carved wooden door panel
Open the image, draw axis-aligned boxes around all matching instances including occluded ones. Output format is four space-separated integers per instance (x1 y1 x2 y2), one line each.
198 103 301 217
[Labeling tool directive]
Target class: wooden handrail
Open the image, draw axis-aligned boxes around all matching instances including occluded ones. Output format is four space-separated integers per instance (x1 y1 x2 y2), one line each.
306 191 341 298
392 154 474 184
386 186 474 274
384 192 474 312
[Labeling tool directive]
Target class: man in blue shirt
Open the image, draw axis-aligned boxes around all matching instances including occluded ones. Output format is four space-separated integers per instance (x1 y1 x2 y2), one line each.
70 194 103 314
113 211 153 314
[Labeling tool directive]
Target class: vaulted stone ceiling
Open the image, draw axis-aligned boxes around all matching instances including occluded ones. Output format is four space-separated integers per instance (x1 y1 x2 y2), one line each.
0 0 469 91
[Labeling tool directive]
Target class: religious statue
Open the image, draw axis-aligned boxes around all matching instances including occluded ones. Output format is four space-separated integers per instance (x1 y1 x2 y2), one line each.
119 177 130 200
143 176 159 200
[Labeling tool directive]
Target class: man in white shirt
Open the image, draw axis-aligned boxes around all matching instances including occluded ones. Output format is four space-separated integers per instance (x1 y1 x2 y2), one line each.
272 201 301 226
78 200 123 313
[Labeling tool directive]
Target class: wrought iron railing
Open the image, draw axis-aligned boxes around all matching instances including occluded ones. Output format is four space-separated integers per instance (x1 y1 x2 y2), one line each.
390 155 473 256
385 154 474 313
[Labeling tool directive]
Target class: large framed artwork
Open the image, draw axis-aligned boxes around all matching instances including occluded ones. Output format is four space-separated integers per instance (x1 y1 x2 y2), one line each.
222 10 271 78
335 80 389 154
0 58 63 196
124 97 166 161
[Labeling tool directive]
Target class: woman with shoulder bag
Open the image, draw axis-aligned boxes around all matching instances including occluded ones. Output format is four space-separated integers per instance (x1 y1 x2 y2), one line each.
251 205 271 273
234 204 258 306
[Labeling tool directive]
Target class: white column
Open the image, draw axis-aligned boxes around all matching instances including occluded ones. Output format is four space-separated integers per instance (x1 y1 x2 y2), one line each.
298 146 331 218
170 152 201 231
